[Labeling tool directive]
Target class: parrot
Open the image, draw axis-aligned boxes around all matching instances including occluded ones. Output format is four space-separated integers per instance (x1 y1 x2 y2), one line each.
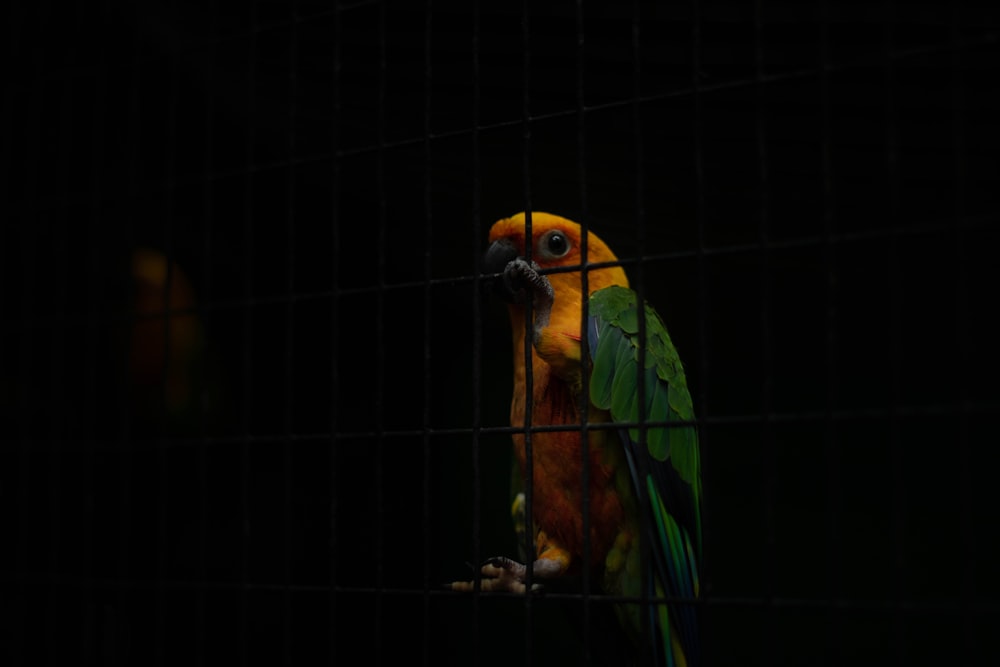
128 247 213 433
450 212 702 667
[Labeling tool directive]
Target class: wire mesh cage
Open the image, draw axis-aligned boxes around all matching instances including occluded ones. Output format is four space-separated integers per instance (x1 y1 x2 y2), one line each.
4 1 1000 665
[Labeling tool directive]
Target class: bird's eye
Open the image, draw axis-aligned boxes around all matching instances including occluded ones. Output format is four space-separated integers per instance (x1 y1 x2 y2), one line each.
539 230 571 259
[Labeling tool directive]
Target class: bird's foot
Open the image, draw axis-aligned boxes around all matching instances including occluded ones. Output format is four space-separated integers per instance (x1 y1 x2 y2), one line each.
502 258 554 335
447 556 546 594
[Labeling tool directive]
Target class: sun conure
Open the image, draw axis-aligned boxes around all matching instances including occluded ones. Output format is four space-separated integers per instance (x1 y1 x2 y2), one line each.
451 212 702 667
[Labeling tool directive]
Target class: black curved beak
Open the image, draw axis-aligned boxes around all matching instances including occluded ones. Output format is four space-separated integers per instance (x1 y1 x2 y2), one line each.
482 238 520 302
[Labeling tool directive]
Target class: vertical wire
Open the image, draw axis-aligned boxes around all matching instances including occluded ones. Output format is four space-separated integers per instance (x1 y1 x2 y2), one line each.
950 4 973 662
882 3 906 663
752 3 777 664
519 3 536 662
630 2 654 663
328 0 342 660
81 5 108 659
690 1 713 661
239 3 260 663
373 2 387 661
46 0 71 655
12 11 42 662
469 0 483 653
43 2 75 658
421 2 434 664
282 7 299 665
819 3 844 665
155 9 181 662
196 27 217 664
14 7 48 662
574 1 593 664
118 5 143 659
13 10 43 661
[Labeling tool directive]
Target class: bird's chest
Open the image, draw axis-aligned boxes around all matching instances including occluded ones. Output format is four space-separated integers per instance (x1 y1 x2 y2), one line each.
510 372 628 569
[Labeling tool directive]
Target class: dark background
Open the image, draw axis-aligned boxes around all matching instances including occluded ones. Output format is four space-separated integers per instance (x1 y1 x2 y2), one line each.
3 1 1000 665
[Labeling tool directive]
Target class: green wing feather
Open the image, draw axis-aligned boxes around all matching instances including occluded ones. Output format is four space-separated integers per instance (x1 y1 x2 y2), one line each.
588 285 702 667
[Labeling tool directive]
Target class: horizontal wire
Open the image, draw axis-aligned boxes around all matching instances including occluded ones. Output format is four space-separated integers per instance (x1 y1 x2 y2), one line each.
27 398 997 452
7 571 999 616
113 1 999 78
6 212 994 330
26 29 998 213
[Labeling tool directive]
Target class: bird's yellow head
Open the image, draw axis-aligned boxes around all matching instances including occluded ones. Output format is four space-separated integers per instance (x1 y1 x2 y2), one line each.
484 212 629 301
